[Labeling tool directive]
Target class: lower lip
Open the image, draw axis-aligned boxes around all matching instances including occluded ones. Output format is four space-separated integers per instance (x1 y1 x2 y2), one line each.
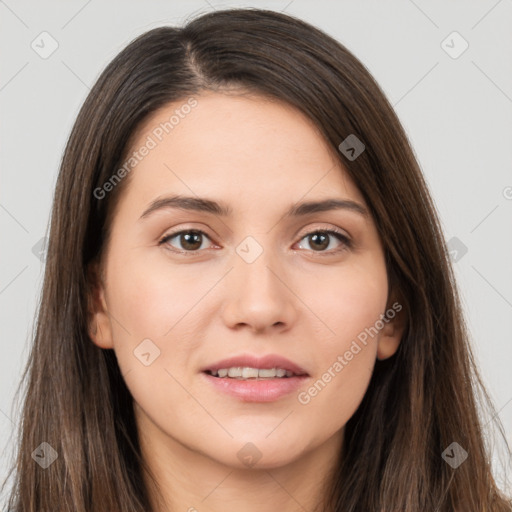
201 372 309 402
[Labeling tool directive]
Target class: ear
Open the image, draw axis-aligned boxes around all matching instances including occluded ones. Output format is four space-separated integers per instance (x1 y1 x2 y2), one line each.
86 262 114 349
376 289 407 361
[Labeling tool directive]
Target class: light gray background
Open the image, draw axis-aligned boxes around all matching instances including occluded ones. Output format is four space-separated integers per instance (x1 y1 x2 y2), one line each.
1 0 511 501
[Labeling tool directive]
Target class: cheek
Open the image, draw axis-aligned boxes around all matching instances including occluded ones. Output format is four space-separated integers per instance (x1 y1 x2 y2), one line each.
299 252 388 346
106 249 214 341
102 248 208 386
103 256 211 427
296 346 375 443
294 257 387 433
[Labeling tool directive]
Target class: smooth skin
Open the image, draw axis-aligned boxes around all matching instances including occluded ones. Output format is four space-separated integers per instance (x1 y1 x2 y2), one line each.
88 90 405 512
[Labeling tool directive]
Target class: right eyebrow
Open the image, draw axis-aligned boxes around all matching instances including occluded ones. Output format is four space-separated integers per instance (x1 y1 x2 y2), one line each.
140 195 232 220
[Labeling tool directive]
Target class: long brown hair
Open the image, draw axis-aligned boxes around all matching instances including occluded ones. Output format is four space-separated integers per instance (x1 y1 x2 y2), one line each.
3 7 511 511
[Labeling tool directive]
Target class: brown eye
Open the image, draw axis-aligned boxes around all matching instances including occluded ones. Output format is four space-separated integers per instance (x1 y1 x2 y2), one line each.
296 230 351 253
160 230 212 252
308 232 329 251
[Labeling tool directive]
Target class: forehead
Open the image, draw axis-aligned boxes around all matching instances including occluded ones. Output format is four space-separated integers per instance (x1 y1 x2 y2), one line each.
118 91 366 216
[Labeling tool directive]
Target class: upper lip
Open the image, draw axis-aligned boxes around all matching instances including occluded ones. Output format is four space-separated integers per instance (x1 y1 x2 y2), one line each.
201 353 309 376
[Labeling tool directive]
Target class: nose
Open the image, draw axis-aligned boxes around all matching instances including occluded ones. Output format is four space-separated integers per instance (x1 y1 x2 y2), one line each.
220 246 298 334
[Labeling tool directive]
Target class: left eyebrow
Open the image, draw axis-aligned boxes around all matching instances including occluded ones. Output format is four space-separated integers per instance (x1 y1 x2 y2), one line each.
139 195 369 220
284 198 369 218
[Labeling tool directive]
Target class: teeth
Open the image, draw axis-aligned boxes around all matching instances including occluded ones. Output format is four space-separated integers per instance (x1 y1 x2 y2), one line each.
208 367 297 379
227 367 240 378
258 368 277 378
242 367 259 378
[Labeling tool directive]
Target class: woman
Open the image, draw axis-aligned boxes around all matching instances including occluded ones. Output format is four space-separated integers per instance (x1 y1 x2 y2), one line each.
3 7 511 512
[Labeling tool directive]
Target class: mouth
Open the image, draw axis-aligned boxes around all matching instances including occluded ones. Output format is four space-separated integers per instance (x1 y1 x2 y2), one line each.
200 354 310 402
204 367 304 379
201 353 309 377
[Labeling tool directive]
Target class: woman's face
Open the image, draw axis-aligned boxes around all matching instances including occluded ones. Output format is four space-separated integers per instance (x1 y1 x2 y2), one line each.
89 91 403 470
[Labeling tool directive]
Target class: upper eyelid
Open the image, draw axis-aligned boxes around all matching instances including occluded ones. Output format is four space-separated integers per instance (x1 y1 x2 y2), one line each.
298 226 350 239
160 223 351 241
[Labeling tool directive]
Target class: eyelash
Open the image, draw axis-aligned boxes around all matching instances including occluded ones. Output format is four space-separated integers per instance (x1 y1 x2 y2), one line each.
158 227 352 257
